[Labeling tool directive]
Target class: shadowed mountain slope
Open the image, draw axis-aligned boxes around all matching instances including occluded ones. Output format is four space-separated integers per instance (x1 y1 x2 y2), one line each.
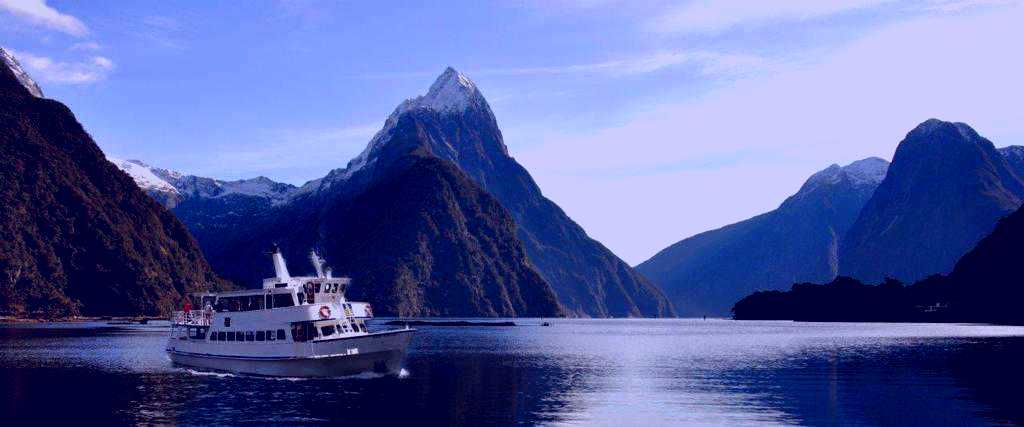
0 48 227 317
639 158 888 316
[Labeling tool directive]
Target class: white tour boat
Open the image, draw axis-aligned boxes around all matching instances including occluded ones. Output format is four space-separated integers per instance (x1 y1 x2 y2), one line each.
166 247 414 377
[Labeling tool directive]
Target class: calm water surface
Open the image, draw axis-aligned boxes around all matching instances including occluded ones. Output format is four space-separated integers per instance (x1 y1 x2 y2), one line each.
3 319 1024 425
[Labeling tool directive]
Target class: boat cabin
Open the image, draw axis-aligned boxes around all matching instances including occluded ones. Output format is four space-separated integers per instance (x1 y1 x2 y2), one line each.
170 249 374 345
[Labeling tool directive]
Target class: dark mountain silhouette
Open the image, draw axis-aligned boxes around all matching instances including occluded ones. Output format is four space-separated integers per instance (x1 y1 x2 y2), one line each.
638 158 888 316
733 201 1024 323
946 203 1024 323
192 111 565 317
731 276 924 322
839 119 1024 283
296 68 672 317
137 68 671 318
0 48 227 317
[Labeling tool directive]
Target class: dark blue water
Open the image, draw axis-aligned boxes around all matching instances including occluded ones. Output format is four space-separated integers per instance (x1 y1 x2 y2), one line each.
3 319 1024 426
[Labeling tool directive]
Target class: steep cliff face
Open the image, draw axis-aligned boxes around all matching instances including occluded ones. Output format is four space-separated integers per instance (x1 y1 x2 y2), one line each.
190 116 565 317
839 119 1024 283
0 52 227 317
639 158 888 316
317 151 564 317
307 68 673 317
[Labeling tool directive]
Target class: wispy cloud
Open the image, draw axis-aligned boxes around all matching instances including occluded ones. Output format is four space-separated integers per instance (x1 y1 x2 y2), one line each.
478 51 766 77
125 15 187 51
923 0 1020 12
647 0 1020 35
649 0 896 35
359 51 767 81
514 3 1024 262
10 50 114 84
70 41 101 51
0 0 88 36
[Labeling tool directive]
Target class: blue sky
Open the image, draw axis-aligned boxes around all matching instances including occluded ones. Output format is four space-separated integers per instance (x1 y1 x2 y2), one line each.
2 0 1022 264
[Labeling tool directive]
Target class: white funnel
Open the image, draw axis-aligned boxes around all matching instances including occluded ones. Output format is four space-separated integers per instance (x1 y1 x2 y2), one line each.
271 246 290 280
310 250 326 278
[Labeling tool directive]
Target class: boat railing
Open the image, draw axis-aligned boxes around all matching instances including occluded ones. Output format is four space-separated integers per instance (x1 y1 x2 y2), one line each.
171 309 213 326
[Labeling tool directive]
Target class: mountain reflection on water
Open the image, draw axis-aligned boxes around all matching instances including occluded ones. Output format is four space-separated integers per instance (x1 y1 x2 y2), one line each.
3 319 1024 425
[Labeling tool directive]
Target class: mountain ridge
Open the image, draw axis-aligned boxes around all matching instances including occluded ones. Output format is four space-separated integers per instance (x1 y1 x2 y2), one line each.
0 54 228 317
332 68 674 317
119 68 673 318
839 119 1024 283
638 157 889 316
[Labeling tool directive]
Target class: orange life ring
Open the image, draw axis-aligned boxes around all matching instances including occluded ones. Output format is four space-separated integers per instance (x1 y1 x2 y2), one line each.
319 305 331 319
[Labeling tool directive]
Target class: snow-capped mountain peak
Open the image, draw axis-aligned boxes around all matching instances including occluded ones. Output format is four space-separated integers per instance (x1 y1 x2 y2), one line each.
1 47 44 98
107 157 179 194
107 155 298 208
300 67 486 194
397 66 481 115
842 157 889 186
800 157 889 194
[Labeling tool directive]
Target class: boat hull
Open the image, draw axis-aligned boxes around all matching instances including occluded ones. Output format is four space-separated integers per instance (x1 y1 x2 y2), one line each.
167 329 414 377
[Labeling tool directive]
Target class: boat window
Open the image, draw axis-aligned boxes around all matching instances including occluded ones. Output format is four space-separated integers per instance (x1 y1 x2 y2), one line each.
291 324 307 342
246 331 255 342
256 330 265 341
320 325 336 337
273 294 294 308
296 293 304 305
226 332 236 341
265 330 274 341
265 295 273 309
210 331 217 341
277 329 286 340
358 323 367 332
236 331 244 341
314 282 321 293
224 317 231 327
291 322 319 342
218 331 226 341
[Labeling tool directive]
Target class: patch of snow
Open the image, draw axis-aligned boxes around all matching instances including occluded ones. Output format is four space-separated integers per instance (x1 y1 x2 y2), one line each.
107 157 179 194
806 164 844 186
308 67 482 192
799 157 890 195
1 47 44 98
842 157 889 186
108 156 296 204
396 66 479 115
218 177 293 201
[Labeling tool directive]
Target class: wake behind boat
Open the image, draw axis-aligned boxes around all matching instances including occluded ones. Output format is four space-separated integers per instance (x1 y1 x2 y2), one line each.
166 247 414 377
